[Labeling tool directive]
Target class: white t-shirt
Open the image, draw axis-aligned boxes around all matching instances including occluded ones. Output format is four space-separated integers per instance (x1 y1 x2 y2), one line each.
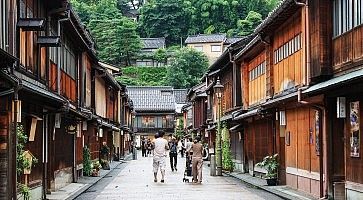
153 138 168 157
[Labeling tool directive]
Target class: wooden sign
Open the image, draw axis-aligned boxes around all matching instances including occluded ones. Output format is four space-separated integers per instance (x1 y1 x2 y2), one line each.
315 111 320 156
23 150 34 175
337 97 346 118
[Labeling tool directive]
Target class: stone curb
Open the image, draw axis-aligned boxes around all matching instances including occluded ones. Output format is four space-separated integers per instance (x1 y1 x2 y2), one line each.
223 172 298 200
64 153 133 200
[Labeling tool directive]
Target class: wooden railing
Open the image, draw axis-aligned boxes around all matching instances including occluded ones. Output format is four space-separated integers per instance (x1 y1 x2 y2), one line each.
333 25 363 72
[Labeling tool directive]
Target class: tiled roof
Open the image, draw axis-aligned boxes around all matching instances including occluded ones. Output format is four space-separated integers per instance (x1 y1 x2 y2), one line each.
185 34 226 44
126 86 175 112
141 38 165 49
225 37 244 44
173 89 188 103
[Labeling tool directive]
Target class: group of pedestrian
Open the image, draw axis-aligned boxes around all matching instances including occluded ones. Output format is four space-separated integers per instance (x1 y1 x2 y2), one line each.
150 130 204 184
141 137 153 157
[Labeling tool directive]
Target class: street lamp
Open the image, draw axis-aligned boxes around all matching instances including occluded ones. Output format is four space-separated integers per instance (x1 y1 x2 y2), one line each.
213 77 224 176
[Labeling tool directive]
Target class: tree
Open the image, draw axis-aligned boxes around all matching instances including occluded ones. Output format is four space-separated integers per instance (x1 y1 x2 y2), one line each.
236 11 262 36
167 47 208 89
138 0 192 45
73 0 141 66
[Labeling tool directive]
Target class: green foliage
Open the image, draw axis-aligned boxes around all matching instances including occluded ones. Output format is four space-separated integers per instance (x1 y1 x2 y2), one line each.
138 0 281 44
221 124 234 172
256 154 279 179
138 0 192 45
117 66 168 86
16 124 38 200
72 0 142 66
174 118 185 140
83 146 92 176
167 47 208 89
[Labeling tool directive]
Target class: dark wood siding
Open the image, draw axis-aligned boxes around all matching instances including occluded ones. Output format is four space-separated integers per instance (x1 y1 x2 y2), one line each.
0 96 10 199
333 25 363 73
309 0 333 81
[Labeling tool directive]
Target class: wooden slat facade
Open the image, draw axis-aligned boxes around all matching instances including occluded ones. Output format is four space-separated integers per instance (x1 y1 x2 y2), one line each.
333 25 363 73
0 96 10 199
272 11 303 94
247 51 266 106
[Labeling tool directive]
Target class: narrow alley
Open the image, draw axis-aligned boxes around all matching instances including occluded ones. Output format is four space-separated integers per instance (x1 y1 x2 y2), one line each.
75 152 283 200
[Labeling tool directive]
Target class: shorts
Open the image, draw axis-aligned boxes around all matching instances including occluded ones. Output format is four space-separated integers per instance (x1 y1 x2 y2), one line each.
153 156 166 173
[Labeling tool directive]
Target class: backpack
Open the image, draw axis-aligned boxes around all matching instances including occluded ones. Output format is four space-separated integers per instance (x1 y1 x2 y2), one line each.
170 143 177 153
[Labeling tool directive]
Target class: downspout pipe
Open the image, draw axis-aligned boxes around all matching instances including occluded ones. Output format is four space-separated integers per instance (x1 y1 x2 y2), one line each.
57 10 71 95
298 88 325 198
293 0 310 86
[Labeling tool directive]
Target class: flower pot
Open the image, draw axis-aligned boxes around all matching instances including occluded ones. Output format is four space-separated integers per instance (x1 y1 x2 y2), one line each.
266 178 277 186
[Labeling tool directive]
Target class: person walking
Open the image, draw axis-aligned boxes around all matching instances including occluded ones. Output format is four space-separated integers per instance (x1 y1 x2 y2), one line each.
189 136 203 184
152 131 169 183
141 137 147 157
146 139 152 156
169 138 178 171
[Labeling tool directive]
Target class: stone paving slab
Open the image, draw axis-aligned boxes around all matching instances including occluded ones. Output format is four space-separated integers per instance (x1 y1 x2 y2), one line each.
47 154 133 200
76 153 283 200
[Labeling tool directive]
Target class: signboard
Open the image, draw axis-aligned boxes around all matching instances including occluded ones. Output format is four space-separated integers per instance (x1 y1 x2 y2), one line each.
279 111 286 126
350 101 360 157
337 97 346 118
315 111 320 156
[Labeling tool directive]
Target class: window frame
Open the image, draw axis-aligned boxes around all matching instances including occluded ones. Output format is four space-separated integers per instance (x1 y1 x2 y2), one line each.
194 45 203 51
211 45 222 52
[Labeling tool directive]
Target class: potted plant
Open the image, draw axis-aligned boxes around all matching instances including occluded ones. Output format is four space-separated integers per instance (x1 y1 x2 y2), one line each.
91 161 101 176
256 154 279 186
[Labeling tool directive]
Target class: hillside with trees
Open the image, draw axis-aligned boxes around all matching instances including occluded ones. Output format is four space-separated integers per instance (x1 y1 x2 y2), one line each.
71 0 281 86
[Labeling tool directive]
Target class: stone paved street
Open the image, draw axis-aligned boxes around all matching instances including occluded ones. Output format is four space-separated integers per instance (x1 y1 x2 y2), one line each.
75 152 283 200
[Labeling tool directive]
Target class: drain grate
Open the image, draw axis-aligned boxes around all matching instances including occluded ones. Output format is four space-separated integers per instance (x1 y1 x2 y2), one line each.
85 190 97 193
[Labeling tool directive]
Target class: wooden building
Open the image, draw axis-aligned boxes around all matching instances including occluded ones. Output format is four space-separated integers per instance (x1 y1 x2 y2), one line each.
186 83 208 141
0 0 130 199
127 86 176 143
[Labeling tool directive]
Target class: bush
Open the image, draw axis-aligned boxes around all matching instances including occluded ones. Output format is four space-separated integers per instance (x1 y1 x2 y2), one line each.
83 146 92 176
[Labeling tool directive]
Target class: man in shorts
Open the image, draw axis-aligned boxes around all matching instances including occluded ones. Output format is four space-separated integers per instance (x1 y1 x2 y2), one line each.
152 130 169 183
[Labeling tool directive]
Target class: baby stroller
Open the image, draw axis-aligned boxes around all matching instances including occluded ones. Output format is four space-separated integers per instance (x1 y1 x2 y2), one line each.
183 152 193 182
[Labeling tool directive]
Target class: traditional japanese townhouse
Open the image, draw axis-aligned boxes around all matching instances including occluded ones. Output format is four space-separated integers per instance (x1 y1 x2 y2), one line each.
91 62 122 163
127 86 175 142
300 0 363 198
186 83 208 141
232 0 332 198
0 5 22 197
204 37 252 171
120 86 134 158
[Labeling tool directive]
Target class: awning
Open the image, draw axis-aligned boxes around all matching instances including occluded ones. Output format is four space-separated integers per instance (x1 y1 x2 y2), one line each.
262 91 298 108
220 113 233 121
37 36 61 47
21 80 65 103
17 18 45 31
234 108 259 120
206 125 216 131
229 124 243 132
303 69 363 95
96 119 120 131
196 92 207 97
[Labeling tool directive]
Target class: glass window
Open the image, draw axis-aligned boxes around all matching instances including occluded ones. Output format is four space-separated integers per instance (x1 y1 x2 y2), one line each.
211 45 221 52
194 46 203 51
142 116 155 128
